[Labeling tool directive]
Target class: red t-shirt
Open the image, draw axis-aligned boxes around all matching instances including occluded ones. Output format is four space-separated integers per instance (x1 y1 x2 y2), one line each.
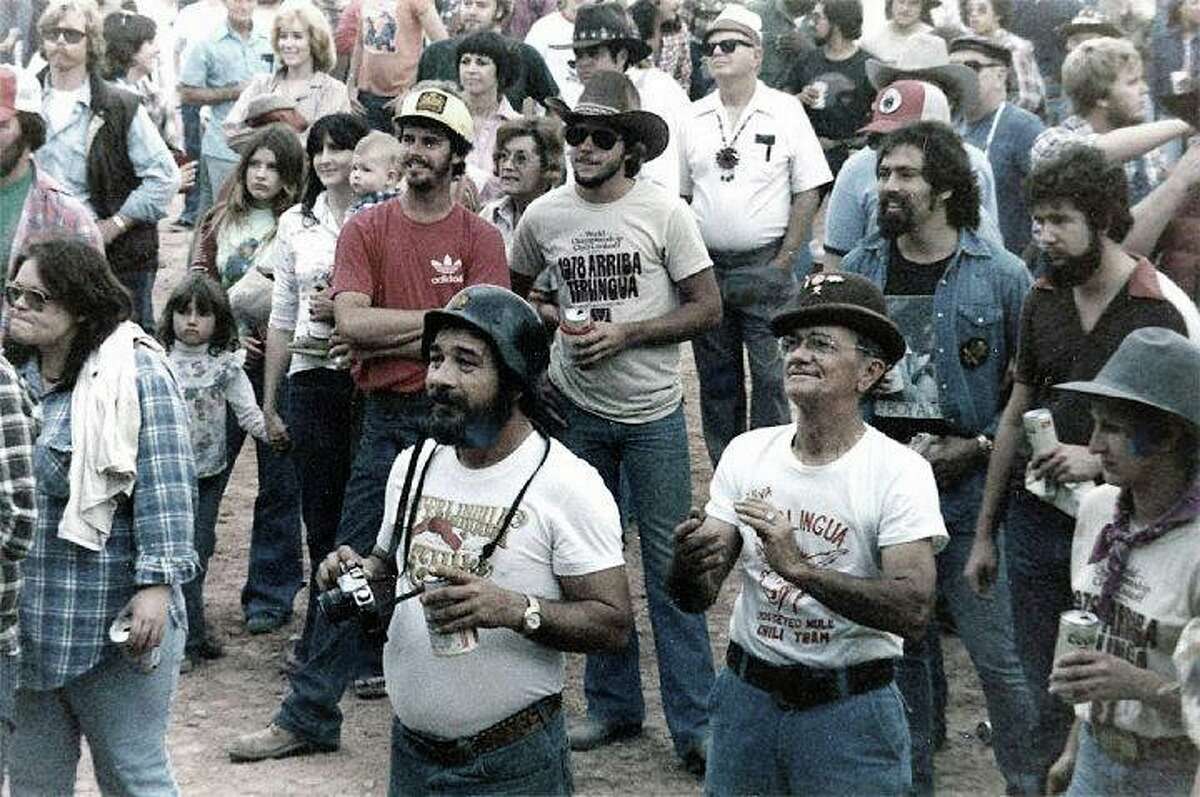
332 200 509 393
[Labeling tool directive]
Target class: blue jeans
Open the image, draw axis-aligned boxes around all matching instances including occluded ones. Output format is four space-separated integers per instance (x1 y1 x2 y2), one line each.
0 651 15 791
1004 487 1076 782
286 368 356 661
182 470 229 650
179 103 202 224
232 364 303 621
116 269 157 334
1067 722 1197 796
900 524 1039 795
388 709 573 796
10 612 186 796
560 401 714 755
705 667 911 796
275 391 430 749
691 245 792 467
359 91 397 134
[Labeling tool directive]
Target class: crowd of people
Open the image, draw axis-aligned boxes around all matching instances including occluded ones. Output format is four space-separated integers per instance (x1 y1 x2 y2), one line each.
0 0 1197 795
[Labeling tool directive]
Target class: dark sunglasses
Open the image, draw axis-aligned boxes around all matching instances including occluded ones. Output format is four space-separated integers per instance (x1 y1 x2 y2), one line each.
5 284 55 312
701 39 753 56
564 124 620 150
43 27 86 44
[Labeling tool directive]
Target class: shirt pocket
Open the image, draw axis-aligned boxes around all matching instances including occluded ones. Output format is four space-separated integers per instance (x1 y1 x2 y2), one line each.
955 303 1003 349
34 425 73 502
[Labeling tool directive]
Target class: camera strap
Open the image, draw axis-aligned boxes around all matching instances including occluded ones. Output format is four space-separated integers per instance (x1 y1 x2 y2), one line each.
387 431 552 581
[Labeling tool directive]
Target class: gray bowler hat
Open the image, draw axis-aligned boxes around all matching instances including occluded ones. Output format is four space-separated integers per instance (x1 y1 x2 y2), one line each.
1055 327 1200 429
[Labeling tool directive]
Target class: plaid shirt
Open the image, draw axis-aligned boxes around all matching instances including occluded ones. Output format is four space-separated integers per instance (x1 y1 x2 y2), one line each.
0 358 36 656
990 29 1046 115
19 348 198 690
655 28 693 95
1031 115 1168 204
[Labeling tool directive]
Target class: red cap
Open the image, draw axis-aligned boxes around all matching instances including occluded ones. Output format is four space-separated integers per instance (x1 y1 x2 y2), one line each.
859 80 952 135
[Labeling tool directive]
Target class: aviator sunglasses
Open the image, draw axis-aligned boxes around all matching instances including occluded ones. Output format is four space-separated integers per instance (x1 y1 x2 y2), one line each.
5 285 55 312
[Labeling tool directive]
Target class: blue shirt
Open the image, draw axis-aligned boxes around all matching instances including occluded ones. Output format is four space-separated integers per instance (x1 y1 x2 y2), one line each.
19 349 198 690
960 103 1044 256
841 228 1032 529
179 21 272 163
823 144 1003 257
37 79 180 224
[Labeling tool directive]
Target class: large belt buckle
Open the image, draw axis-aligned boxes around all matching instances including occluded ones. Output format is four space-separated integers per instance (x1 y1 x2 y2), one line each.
1093 723 1141 765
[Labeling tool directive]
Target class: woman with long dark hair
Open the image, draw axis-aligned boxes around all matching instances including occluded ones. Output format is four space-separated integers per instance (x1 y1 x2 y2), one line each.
261 111 369 664
5 238 197 794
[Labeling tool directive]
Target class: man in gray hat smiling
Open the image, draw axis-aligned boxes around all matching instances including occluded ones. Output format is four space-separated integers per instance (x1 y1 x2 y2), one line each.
1045 327 1200 794
669 271 947 794
510 71 722 772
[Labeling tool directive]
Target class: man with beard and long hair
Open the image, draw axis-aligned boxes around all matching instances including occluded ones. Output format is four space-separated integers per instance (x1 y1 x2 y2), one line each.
509 71 722 773
0 64 101 289
964 143 1200 791
228 84 509 763
313 285 632 795
839 120 1038 795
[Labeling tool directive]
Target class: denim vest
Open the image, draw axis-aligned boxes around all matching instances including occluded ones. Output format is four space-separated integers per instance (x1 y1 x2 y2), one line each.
842 229 1033 529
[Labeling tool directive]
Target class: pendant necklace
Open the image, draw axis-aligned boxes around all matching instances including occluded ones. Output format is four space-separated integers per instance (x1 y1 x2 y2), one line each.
715 106 754 182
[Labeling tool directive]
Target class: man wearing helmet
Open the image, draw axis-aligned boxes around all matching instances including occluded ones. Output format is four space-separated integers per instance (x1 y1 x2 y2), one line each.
317 285 633 795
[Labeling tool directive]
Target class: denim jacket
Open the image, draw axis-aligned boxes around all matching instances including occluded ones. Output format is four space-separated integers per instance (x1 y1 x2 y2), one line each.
842 229 1032 527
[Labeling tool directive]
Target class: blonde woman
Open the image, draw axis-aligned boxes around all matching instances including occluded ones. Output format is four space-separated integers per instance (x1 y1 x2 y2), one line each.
224 0 351 146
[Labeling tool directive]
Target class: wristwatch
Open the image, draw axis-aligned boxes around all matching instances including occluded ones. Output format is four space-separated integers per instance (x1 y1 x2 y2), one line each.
975 434 994 456
521 595 542 635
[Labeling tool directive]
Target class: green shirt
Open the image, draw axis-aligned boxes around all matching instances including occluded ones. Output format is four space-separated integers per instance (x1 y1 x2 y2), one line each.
0 167 33 290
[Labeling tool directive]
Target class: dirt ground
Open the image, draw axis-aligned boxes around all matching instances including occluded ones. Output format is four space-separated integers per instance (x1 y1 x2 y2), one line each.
71 207 1008 795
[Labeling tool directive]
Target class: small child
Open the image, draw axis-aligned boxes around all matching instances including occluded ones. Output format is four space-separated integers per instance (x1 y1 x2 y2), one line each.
159 274 270 667
348 130 403 214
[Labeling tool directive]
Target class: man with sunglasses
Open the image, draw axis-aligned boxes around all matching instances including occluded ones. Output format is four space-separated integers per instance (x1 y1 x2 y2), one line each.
510 71 721 773
668 271 946 795
839 120 1038 795
35 0 179 332
679 4 830 468
949 36 1044 256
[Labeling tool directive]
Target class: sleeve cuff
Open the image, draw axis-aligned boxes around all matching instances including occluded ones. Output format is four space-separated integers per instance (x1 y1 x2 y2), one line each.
134 552 201 586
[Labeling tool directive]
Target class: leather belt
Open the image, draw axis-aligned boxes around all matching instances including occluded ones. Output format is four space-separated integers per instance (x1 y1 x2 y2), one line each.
726 641 894 711
1090 722 1198 767
401 693 562 766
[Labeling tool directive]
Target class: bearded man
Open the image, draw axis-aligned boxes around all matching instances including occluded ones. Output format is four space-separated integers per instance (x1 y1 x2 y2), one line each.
964 144 1200 791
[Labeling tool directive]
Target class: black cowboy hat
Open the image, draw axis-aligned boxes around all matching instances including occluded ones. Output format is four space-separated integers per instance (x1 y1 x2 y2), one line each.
550 2 652 64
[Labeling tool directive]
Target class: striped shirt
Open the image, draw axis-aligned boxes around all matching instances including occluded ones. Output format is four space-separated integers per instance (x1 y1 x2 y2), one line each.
19 348 198 690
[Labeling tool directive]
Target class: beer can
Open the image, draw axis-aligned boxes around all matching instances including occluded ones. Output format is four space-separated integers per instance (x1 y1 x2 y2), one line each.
559 306 593 336
1022 408 1058 459
811 80 828 110
108 613 161 673
1171 70 1193 96
1054 609 1101 664
422 577 479 657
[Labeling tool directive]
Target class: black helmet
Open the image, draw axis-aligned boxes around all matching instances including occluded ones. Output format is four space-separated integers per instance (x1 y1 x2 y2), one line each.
421 285 550 390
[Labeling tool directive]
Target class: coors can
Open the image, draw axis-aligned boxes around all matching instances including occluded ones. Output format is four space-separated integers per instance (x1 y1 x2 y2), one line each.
1055 609 1101 664
1023 408 1059 459
422 577 479 656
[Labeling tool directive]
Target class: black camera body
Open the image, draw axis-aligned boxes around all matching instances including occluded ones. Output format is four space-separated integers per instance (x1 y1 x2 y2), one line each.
316 563 394 636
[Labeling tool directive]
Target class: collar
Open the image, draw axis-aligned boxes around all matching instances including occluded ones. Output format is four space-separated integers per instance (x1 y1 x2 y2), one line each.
860 226 991 258
1033 256 1165 299
694 79 769 117
41 74 93 107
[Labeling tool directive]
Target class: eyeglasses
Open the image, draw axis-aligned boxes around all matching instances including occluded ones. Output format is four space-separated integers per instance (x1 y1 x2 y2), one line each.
564 124 620 150
958 60 1004 72
43 27 86 44
778 332 877 358
5 284 55 312
701 39 754 56
495 149 533 168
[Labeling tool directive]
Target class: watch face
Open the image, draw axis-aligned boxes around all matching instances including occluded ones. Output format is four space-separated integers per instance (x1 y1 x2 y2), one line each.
526 612 542 631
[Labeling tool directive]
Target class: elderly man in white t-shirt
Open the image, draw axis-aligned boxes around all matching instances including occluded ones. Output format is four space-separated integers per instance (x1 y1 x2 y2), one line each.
679 4 831 467
312 285 632 795
670 271 948 795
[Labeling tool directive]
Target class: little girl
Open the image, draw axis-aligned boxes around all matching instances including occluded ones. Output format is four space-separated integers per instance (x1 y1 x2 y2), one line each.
159 274 270 668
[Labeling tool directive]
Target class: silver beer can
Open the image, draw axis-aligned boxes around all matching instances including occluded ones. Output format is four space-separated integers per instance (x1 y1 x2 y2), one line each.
108 613 161 673
1022 408 1059 459
559 306 593 336
811 80 828 109
1171 70 1193 95
1054 609 1101 665
422 577 479 657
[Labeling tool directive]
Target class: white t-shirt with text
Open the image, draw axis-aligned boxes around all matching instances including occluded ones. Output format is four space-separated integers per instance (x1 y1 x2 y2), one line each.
706 424 948 668
379 433 624 738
